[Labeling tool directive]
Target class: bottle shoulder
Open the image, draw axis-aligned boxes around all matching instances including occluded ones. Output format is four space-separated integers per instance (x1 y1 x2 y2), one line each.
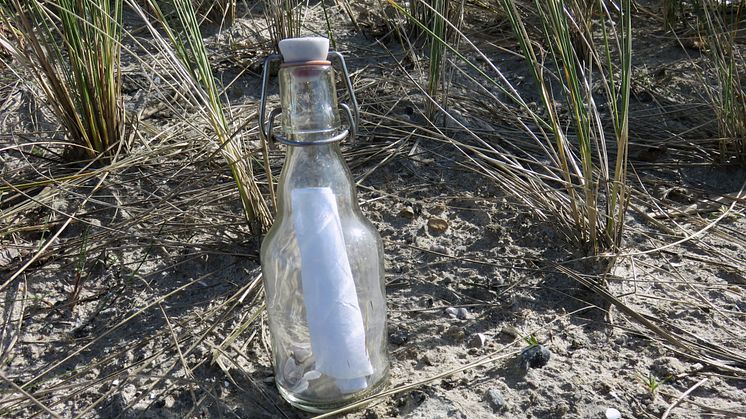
261 210 382 255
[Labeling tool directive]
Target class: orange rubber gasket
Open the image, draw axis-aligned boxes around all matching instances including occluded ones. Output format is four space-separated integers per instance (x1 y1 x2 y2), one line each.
280 60 332 68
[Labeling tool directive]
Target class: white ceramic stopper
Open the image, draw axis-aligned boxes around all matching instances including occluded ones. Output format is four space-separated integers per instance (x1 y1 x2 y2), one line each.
278 37 329 63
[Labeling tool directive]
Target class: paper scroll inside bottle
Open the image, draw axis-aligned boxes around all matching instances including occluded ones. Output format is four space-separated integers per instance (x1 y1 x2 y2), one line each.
291 187 374 393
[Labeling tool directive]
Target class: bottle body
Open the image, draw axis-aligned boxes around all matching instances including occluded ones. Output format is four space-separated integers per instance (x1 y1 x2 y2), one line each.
260 60 388 412
261 144 389 411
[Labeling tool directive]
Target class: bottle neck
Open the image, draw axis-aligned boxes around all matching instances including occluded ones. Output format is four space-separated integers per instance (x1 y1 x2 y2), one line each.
280 143 348 188
276 143 357 219
279 62 341 143
275 61 358 218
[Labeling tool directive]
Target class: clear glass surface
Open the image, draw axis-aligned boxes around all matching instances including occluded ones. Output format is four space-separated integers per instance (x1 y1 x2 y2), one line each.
260 63 388 413
279 64 341 142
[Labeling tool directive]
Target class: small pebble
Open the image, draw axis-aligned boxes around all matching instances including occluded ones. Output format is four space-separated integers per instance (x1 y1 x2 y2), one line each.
430 244 450 255
520 344 551 370
444 307 469 320
651 356 687 380
430 203 446 215
399 206 416 219
443 326 465 343
427 217 449 233
421 353 437 366
605 407 621 419
423 296 434 307
467 333 486 349
293 348 312 363
389 330 409 345
362 409 380 419
500 326 519 338
445 307 459 319
486 388 506 411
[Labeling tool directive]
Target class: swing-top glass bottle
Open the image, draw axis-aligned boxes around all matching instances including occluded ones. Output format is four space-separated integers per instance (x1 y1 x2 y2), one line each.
258 37 389 413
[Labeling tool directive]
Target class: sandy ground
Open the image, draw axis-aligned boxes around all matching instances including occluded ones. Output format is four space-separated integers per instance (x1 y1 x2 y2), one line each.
1 1 745 418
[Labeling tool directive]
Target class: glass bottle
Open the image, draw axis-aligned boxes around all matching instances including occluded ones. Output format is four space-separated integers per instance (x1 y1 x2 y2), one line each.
259 37 389 413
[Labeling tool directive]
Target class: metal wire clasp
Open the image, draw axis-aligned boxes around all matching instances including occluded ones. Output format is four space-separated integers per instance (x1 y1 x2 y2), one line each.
258 51 359 148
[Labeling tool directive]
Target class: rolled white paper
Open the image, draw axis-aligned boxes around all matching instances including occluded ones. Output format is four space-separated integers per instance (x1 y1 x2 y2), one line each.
291 187 373 393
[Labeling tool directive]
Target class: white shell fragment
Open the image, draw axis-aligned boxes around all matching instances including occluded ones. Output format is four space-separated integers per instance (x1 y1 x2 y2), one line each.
605 407 622 419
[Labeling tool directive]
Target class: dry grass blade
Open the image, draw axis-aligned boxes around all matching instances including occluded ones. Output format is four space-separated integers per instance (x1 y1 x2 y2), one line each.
313 346 522 418
1 0 745 417
499 0 632 254
129 0 272 233
0 0 124 161
407 0 460 119
263 0 306 50
0 371 61 419
699 0 746 163
554 262 746 372
388 0 632 255
200 0 236 26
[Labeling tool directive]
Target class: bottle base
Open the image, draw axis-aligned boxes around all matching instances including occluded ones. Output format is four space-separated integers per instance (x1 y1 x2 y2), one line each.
277 368 389 413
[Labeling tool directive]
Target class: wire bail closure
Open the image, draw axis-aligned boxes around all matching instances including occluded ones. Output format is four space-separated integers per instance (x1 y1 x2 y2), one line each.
259 51 359 148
